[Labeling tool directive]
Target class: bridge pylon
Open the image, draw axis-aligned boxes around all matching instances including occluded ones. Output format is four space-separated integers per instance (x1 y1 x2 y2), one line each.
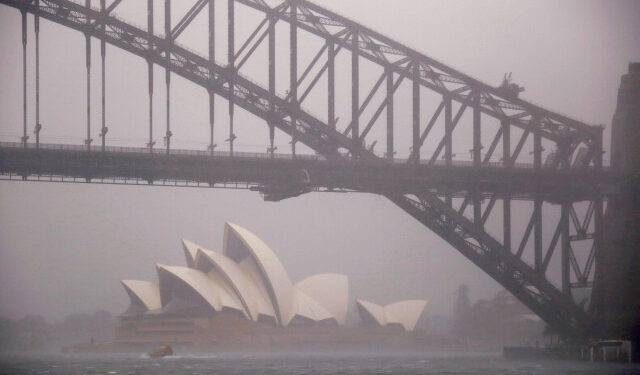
591 63 640 349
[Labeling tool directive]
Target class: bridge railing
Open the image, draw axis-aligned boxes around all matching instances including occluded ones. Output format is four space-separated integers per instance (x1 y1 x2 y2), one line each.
0 141 321 161
2 141 606 171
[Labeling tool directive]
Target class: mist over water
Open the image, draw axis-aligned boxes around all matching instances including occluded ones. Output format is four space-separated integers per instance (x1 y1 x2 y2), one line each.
1 352 639 375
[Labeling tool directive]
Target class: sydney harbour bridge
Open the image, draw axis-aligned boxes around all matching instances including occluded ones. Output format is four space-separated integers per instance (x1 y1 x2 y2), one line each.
0 0 638 342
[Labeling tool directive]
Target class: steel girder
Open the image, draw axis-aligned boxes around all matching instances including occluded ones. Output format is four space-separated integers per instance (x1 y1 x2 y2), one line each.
0 142 614 202
237 0 603 151
1 0 367 159
1 0 602 337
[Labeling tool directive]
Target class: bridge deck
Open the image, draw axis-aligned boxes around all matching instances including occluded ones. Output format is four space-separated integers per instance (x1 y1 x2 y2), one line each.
0 142 614 202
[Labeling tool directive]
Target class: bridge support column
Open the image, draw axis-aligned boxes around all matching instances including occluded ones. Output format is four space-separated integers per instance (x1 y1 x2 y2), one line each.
502 118 511 251
328 41 335 130
534 198 542 272
289 1 298 157
165 67 171 155
147 0 154 153
561 202 571 295
472 91 482 222
473 90 481 167
34 0 41 148
268 15 275 157
533 116 542 168
473 191 482 229
444 96 452 167
502 118 511 167
532 116 542 272
165 0 172 155
385 67 393 159
100 0 107 152
592 63 640 348
228 0 235 156
503 195 511 252
444 96 452 207
84 1 92 152
208 0 215 156
412 63 420 164
351 30 359 151
21 9 28 147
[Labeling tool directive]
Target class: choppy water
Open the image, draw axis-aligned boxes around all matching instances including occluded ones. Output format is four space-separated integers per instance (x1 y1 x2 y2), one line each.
1 352 639 375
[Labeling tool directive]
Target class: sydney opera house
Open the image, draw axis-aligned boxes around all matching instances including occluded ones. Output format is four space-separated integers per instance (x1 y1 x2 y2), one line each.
116 223 427 348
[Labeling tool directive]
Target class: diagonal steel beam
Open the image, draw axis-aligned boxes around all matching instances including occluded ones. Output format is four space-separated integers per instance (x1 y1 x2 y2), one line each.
236 0 598 145
582 243 596 283
235 16 269 60
170 0 208 41
428 97 470 165
569 205 582 234
297 43 328 88
581 201 595 234
568 246 583 282
542 216 563 272
458 196 470 216
235 26 269 71
342 70 388 137
516 211 536 259
483 127 503 164
391 192 590 336
298 43 346 105
359 63 411 141
510 126 531 164
407 100 445 164
284 42 328 102
480 195 497 226
105 0 123 14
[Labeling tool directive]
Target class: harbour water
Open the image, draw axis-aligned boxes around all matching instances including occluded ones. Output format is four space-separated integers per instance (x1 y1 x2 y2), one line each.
1 352 639 375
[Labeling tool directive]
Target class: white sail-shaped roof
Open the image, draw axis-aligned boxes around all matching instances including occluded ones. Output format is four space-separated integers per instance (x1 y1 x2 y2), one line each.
195 248 257 320
385 300 428 332
121 280 162 313
356 299 387 326
296 274 349 325
356 299 427 331
291 289 334 324
205 266 248 318
223 222 294 326
181 239 202 268
237 258 277 323
121 223 351 327
156 264 243 314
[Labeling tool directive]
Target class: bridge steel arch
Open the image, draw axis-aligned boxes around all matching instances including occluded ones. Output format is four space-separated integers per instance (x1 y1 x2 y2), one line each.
1 0 606 338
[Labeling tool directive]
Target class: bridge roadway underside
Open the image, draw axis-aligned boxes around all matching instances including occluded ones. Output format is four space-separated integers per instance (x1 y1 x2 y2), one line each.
0 144 611 202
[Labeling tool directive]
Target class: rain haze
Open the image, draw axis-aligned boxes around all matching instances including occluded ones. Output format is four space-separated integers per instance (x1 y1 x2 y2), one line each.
0 0 639 351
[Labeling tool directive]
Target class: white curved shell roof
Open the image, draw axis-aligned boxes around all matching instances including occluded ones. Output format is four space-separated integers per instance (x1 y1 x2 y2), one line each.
223 222 294 325
292 289 334 323
156 264 243 313
237 258 277 322
121 223 350 328
356 299 427 331
205 267 247 317
181 239 201 268
296 274 349 325
121 280 161 311
356 299 387 326
385 300 428 331
195 248 258 320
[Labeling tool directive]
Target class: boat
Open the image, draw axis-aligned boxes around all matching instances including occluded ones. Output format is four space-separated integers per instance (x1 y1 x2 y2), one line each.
148 344 173 358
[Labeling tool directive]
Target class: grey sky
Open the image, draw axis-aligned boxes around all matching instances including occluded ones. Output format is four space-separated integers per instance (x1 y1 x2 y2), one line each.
0 0 638 322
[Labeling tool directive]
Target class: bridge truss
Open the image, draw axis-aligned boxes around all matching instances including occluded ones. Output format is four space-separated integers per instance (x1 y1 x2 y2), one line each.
0 0 610 337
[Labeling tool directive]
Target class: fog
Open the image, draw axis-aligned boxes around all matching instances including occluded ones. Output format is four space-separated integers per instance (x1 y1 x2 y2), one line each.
0 0 639 326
